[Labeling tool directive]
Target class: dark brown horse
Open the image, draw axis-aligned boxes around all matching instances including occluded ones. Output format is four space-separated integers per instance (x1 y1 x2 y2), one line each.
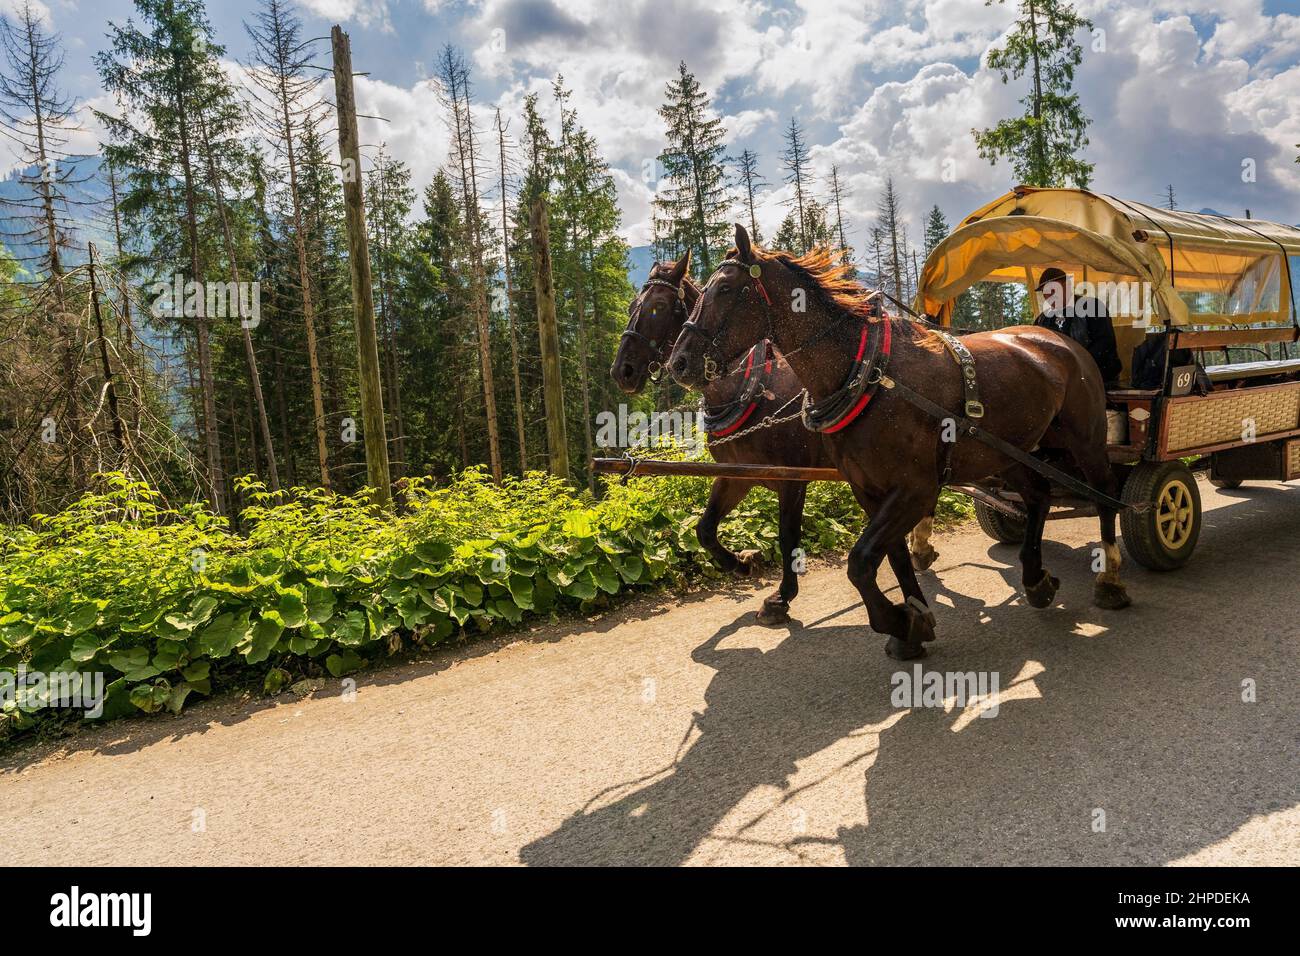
612 252 858 624
667 226 1130 659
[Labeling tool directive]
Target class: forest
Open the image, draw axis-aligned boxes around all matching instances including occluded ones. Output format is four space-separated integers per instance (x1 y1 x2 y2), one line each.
1 0 1085 734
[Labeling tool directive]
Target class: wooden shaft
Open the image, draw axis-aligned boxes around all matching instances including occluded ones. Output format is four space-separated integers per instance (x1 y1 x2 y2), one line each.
592 458 842 482
331 25 391 506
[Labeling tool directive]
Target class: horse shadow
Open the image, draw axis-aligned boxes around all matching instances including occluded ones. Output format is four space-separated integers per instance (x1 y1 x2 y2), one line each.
521 487 1299 865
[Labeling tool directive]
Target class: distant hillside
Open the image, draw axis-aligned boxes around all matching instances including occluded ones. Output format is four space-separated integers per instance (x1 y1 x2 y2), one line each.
626 244 656 287
0 154 113 274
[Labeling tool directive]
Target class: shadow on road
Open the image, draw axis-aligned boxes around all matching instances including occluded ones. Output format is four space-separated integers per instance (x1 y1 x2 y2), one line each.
521 485 1299 865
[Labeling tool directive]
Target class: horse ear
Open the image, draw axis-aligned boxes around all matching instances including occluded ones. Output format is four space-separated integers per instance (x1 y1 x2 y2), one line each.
734 223 754 264
668 249 690 282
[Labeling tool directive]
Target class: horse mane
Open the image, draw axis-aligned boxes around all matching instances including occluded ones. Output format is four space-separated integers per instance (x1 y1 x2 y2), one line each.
756 245 879 322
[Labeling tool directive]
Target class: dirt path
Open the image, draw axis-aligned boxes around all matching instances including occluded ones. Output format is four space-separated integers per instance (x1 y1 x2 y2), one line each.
2 479 1297 866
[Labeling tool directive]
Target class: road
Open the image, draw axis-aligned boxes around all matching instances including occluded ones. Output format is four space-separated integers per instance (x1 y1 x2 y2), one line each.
2 479 1297 866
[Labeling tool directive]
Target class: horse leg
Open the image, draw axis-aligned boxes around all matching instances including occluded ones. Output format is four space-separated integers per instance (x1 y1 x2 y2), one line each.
1006 466 1059 608
846 492 936 660
697 478 759 575
757 481 806 625
1053 402 1133 610
909 509 940 571
1069 449 1132 610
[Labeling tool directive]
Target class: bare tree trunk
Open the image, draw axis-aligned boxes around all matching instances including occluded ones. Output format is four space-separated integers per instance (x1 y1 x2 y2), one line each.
496 109 527 472
529 195 569 479
331 25 391 506
197 112 281 491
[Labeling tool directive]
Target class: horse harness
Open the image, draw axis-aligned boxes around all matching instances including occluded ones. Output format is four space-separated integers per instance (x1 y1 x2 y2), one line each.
689 258 1130 512
622 276 687 382
701 340 775 438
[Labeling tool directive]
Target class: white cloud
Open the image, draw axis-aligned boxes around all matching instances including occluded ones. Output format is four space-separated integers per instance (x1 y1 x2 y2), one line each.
295 0 392 31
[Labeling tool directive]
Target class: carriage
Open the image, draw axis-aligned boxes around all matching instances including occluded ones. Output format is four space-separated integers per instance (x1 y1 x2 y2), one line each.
919 187 1300 570
599 187 1300 576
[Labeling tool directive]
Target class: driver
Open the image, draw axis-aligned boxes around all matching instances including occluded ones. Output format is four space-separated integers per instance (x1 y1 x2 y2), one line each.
1032 267 1122 387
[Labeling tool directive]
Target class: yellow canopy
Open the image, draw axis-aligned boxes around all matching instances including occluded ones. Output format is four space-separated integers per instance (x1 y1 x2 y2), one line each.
918 186 1300 327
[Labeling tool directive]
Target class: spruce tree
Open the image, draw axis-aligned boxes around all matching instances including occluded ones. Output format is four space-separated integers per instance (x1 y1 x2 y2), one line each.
654 61 729 277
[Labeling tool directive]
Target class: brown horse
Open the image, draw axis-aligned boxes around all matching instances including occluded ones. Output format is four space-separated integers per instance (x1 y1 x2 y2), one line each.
668 225 1130 659
611 252 863 624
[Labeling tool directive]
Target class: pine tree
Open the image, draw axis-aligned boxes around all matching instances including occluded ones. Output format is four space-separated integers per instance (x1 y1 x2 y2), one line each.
364 147 414 478
973 0 1094 187
877 177 906 304
827 165 853 263
731 149 766 245
780 117 814 254
654 61 729 277
1163 184 1177 210
96 0 245 514
244 0 333 489
0 1 81 282
437 44 503 482
924 204 948 256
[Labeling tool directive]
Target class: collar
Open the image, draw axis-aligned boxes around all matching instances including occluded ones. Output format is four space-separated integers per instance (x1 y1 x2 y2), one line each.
703 340 774 437
801 319 893 434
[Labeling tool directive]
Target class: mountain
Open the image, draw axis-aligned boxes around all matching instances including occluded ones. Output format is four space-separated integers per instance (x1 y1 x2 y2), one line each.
626 243 656 288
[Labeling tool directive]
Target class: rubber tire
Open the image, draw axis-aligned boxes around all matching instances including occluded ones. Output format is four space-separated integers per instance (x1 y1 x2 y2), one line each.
1209 477 1242 490
1121 460 1202 571
974 499 1027 545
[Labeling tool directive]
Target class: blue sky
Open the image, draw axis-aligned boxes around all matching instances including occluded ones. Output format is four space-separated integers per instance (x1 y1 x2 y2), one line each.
9 0 1300 254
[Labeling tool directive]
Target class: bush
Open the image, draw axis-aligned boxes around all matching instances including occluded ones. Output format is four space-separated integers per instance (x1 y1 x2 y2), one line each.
0 469 970 739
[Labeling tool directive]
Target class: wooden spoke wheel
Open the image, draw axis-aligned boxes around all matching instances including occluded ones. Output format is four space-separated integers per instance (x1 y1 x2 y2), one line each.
1121 461 1202 571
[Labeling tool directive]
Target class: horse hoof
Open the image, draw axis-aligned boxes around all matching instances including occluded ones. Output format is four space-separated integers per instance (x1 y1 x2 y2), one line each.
756 596 791 626
904 599 938 645
910 547 939 572
734 550 764 577
1093 581 1132 610
1024 571 1060 609
886 636 927 660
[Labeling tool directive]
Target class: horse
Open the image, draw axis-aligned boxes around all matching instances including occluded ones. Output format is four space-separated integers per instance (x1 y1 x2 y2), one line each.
667 225 1131 659
611 252 844 623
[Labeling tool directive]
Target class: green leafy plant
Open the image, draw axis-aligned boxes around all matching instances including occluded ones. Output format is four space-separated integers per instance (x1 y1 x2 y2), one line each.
0 470 970 741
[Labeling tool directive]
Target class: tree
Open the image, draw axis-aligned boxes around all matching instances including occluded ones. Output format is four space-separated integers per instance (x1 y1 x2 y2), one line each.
780 117 814 253
365 146 413 479
1162 184 1177 211
244 0 333 489
495 108 528 473
924 204 948 256
436 44 503 482
827 164 853 263
973 0 1094 188
654 61 729 278
773 199 831 254
731 149 766 245
0 1 80 282
877 177 906 304
96 0 245 515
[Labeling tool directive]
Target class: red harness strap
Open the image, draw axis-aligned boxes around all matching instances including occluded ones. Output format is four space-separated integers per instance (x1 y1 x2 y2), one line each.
708 345 772 438
821 319 893 434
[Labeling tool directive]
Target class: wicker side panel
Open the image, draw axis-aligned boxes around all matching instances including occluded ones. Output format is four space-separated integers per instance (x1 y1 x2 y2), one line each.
1164 387 1300 453
1287 440 1300 480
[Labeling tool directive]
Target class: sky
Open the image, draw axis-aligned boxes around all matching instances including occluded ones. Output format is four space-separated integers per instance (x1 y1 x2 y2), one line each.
5 0 1300 256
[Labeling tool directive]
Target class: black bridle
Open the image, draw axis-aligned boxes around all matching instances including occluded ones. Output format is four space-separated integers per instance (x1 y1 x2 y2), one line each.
678 259 776 381
622 276 687 383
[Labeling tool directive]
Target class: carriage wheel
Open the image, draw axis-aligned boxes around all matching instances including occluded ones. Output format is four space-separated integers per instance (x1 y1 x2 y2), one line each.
974 499 1026 545
1121 461 1202 571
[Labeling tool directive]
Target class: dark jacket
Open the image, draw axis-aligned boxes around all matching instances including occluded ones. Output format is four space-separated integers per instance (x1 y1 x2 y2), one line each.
1033 296 1123 385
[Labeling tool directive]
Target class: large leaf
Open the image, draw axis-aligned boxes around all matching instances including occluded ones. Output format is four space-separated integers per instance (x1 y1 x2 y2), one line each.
244 616 284 664
196 610 252 659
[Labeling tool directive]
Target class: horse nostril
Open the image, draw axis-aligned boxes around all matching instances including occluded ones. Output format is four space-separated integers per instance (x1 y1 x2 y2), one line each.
670 355 687 377
620 362 635 381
